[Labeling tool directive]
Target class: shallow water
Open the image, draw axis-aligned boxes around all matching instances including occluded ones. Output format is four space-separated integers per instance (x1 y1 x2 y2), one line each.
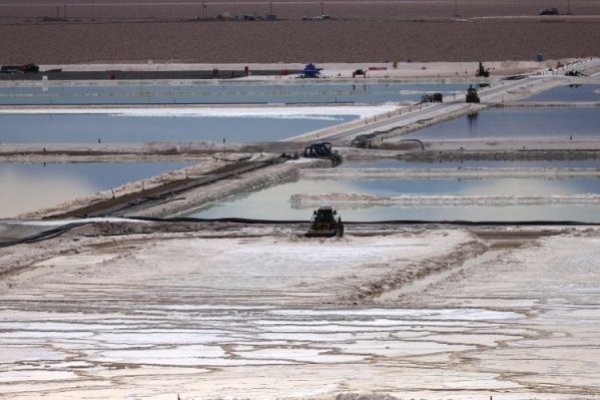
0 162 193 217
342 159 600 169
187 176 600 222
405 107 600 140
0 82 473 105
0 114 355 143
524 84 600 102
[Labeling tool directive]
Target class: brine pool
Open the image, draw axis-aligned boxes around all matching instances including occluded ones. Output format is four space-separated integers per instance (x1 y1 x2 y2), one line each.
524 84 600 102
0 81 473 105
0 161 193 218
340 159 600 169
405 107 600 140
0 113 357 143
186 161 600 222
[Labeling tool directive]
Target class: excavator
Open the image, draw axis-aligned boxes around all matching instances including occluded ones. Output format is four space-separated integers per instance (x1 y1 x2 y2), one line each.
303 142 343 166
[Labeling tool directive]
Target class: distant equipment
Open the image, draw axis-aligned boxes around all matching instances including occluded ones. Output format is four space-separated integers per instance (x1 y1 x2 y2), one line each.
1 64 39 73
304 141 332 158
566 70 586 76
421 92 443 103
303 141 343 166
539 7 559 15
466 85 480 103
306 205 344 238
351 133 377 148
302 62 322 78
476 61 490 77
302 14 331 20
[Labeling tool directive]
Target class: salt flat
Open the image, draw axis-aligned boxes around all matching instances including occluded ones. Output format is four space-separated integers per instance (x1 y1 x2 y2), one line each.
0 224 598 399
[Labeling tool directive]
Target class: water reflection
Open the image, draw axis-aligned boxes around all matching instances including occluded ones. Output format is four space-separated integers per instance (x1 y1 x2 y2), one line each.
0 114 355 143
0 162 192 218
467 111 478 136
524 84 600 102
0 82 473 105
406 108 600 140
188 177 600 222
341 160 600 169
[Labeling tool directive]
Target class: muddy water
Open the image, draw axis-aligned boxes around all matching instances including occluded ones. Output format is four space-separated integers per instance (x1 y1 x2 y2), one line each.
0 114 356 143
0 81 472 105
0 161 193 218
404 107 600 140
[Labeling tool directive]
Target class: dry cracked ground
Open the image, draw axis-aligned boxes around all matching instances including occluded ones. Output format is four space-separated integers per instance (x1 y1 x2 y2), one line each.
0 224 599 399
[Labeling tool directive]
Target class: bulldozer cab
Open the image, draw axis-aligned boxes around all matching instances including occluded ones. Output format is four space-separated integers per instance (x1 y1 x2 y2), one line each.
306 205 344 238
313 206 335 222
466 85 480 103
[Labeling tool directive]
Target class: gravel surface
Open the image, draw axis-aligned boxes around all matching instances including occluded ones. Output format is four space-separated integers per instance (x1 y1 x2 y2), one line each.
0 2 599 63
1 0 600 20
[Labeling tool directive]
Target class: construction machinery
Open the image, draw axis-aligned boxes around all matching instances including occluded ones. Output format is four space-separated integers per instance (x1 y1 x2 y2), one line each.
566 70 586 77
466 85 480 103
306 205 344 237
302 14 331 20
351 133 377 148
421 92 443 103
352 69 366 78
539 7 559 15
304 142 343 166
476 61 490 77
1 64 39 73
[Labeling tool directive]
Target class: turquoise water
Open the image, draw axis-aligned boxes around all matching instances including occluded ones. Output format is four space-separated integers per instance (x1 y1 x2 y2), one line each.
0 114 356 143
0 82 473 105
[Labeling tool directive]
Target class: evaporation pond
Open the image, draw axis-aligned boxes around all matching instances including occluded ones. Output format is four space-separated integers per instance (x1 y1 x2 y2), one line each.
0 162 193 218
187 176 600 222
340 159 600 169
0 113 356 143
524 84 600 102
0 81 473 105
405 107 600 140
